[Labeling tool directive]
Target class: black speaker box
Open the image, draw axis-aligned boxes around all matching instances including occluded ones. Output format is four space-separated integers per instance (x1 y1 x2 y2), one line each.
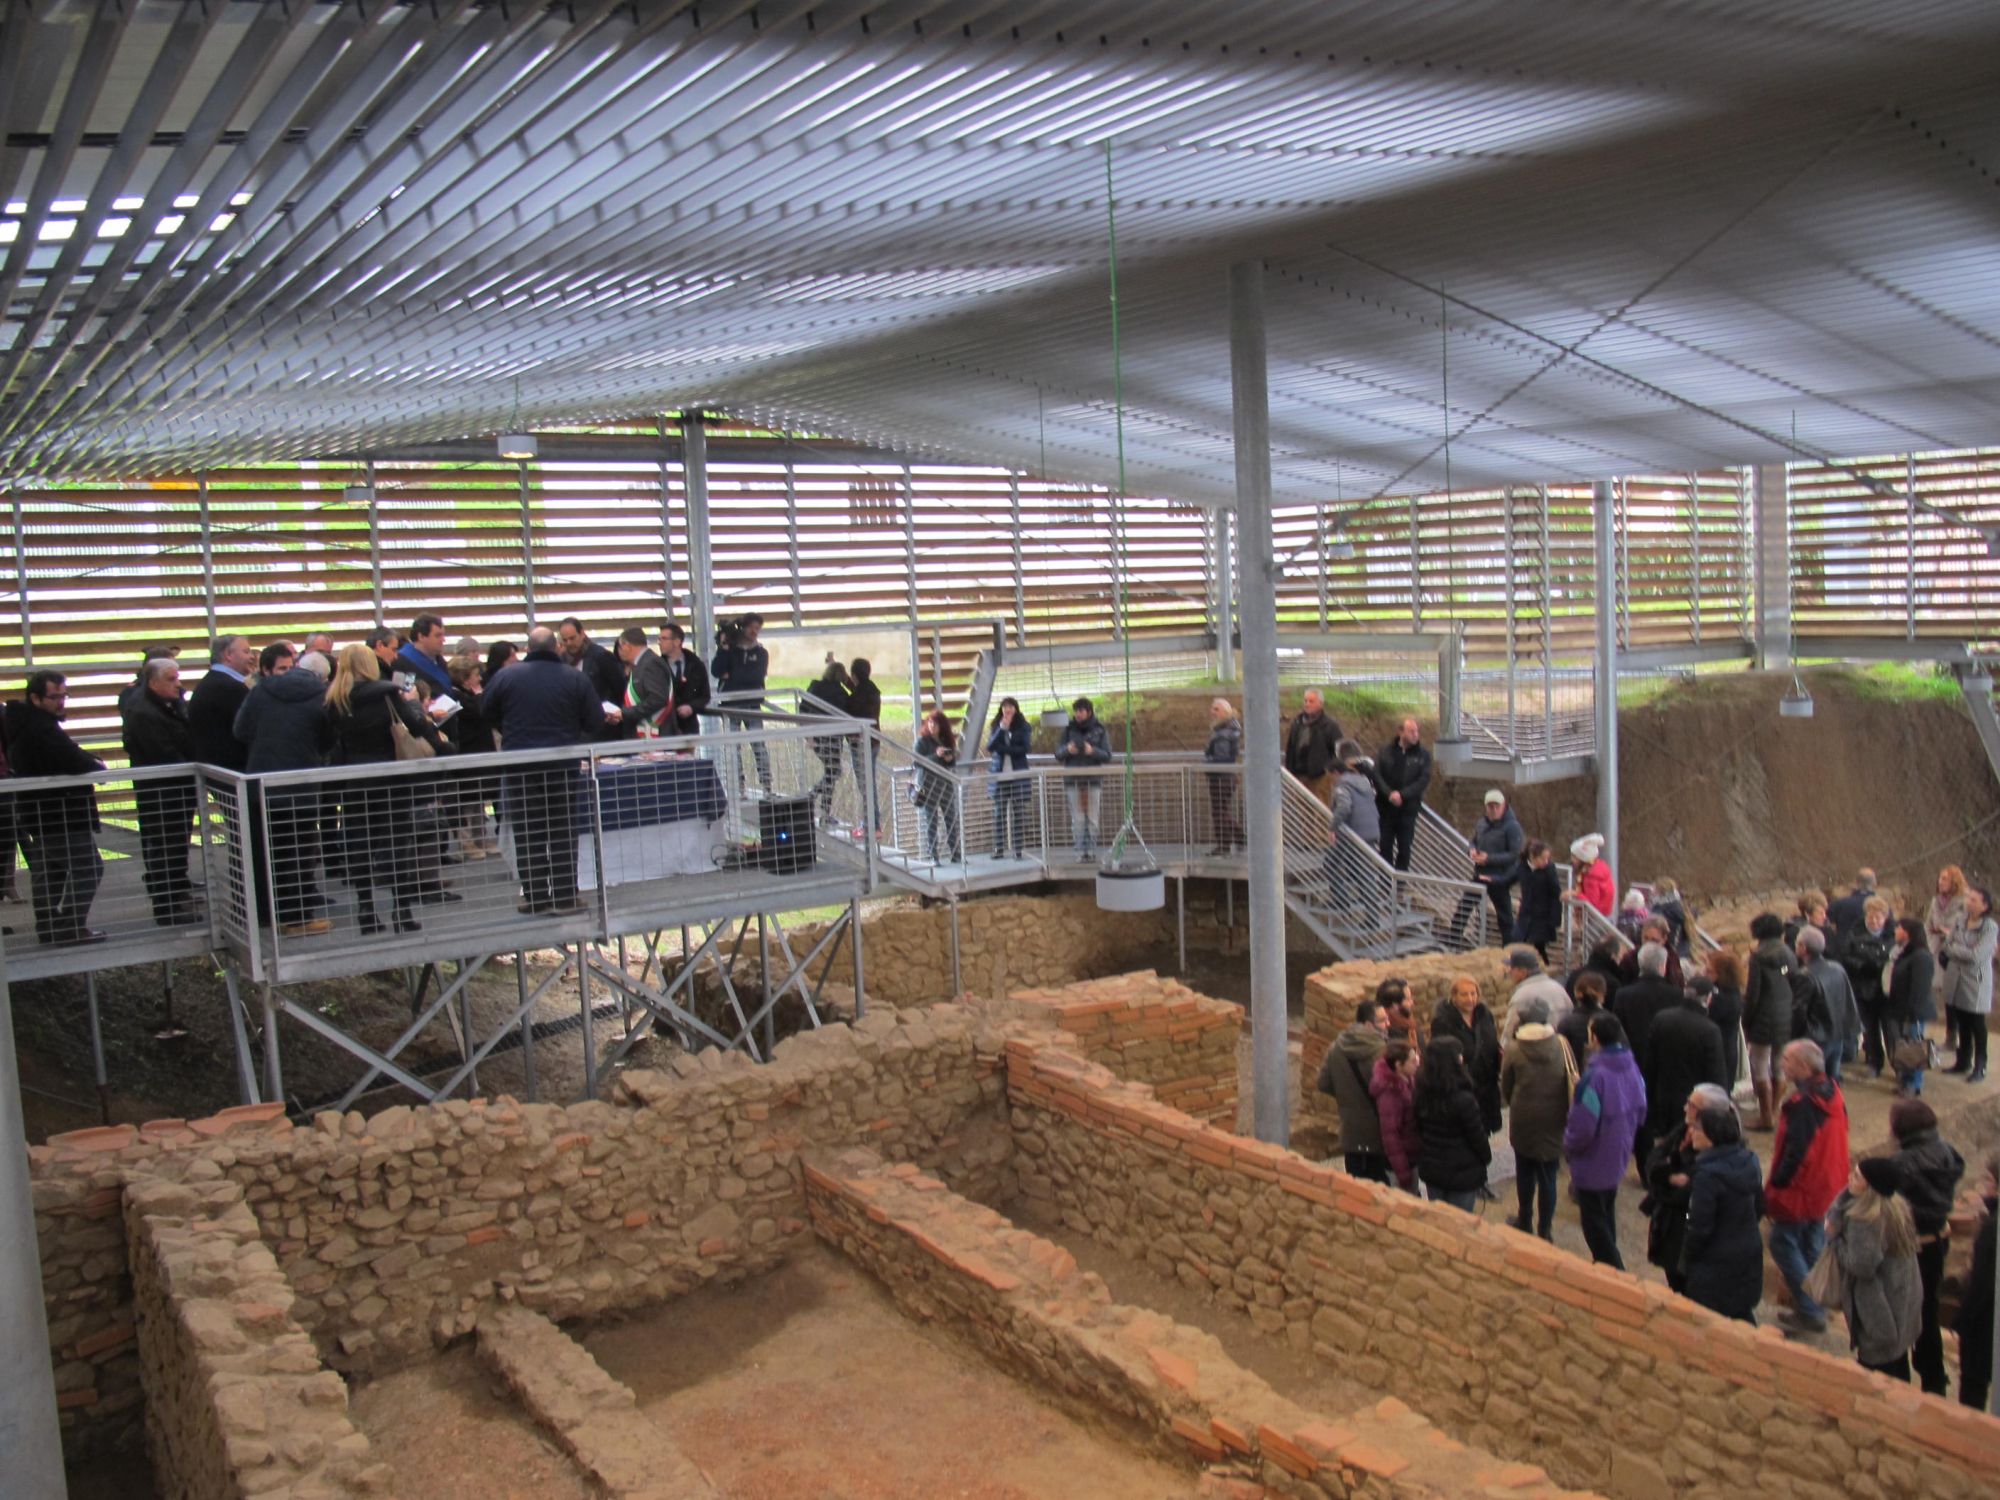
754 794 817 875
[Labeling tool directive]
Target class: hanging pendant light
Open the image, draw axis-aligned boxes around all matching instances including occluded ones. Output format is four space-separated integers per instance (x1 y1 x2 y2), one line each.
1778 667 1814 718
1094 139 1164 914
497 376 537 459
1327 523 1355 561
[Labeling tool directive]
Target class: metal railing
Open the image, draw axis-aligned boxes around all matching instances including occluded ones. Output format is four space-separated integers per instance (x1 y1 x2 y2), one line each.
0 719 875 989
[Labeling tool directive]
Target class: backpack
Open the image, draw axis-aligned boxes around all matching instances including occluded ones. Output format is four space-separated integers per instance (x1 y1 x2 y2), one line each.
1788 966 1831 1045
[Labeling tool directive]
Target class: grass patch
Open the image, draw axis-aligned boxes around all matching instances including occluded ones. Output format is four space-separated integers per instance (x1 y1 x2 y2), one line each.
1834 661 1964 704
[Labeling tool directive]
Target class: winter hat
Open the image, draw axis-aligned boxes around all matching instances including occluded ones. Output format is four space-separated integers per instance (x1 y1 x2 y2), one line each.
1483 789 1505 806
1859 1157 1904 1198
1570 834 1603 862
1888 1098 1938 1143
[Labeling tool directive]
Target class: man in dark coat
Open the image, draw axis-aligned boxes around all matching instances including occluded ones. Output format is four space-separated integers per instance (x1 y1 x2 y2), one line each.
1373 717 1432 871
557 618 626 740
1456 789 1524 943
187 633 254 771
1283 689 1342 805
1827 868 1889 947
3 670 105 944
121 658 201 926
233 657 335 934
483 626 605 915
1612 942 1684 1071
1742 912 1800 1130
1639 977 1728 1174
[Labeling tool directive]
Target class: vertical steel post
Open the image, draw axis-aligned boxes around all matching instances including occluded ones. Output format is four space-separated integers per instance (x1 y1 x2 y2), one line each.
198 470 218 637
1009 474 1028 646
1229 260 1289 1148
785 459 802 625
1752 462 1790 671
658 417 676 617
261 982 283 1105
1314 506 1329 629
1593 479 1621 881
1110 490 1127 641
683 412 715 655
12 485 33 667
1212 506 1236 681
0 945 66 1500
1906 453 1918 641
1409 493 1422 628
1504 487 1518 741
903 466 921 717
849 898 867 1019
1687 473 1703 648
366 458 384 621
1540 486 1555 758
516 954 537 1103
517 458 536 629
948 899 962 997
577 947 595 1101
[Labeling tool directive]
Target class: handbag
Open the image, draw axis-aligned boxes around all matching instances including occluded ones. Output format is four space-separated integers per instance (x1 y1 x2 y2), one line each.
1891 1034 1939 1074
1802 1241 1846 1310
389 715 435 762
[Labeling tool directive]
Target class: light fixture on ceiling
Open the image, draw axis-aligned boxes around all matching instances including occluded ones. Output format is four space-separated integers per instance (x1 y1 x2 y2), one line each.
497 376 537 459
342 483 375 505
1778 667 1814 719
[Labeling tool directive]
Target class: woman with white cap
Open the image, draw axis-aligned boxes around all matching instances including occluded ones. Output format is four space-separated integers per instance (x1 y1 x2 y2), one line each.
1565 833 1616 918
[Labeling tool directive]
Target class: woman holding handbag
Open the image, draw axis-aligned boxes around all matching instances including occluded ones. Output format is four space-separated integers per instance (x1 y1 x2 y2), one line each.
326 644 440 935
1886 917 1938 1096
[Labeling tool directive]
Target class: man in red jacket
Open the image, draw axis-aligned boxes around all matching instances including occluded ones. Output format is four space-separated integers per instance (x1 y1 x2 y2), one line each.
1764 1039 1850 1336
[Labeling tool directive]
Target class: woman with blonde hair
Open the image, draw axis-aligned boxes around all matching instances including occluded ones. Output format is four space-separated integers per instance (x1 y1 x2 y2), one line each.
1428 975 1501 1136
1927 866 1971 1061
325 643 438 934
1827 1157 1924 1380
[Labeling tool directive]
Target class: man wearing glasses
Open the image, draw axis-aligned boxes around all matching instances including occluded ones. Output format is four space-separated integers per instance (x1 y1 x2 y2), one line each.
2 671 106 945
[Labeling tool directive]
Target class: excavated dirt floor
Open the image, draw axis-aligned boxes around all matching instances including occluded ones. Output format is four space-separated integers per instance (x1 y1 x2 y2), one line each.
582 1246 1205 1500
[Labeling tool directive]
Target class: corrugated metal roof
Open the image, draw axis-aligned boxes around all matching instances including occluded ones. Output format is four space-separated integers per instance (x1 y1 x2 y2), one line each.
2 0 1997 502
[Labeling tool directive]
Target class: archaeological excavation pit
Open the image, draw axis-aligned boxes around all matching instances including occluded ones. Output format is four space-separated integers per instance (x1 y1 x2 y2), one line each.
35 974 2000 1500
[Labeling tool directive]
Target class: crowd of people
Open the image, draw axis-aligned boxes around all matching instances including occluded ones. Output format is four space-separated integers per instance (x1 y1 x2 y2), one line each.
0 614 788 944
1317 885 1998 1403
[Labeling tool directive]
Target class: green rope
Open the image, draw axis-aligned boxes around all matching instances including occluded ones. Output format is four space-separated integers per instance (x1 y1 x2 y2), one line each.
1106 140 1136 855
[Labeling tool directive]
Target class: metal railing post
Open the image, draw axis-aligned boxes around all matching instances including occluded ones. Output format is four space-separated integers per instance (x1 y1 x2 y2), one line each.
0 941 65 1500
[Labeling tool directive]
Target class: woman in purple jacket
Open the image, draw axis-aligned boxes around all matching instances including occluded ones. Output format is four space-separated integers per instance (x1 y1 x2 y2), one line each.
1563 1011 1648 1269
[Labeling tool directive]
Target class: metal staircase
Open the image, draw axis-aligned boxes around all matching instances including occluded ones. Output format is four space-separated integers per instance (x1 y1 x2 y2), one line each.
803 720 1491 961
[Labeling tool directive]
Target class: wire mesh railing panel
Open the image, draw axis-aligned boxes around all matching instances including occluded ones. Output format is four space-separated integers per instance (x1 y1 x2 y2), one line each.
0 766 220 978
989 647 1215 715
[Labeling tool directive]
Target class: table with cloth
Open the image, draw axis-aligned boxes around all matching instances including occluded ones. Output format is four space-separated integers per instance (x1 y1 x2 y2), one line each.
499 754 729 890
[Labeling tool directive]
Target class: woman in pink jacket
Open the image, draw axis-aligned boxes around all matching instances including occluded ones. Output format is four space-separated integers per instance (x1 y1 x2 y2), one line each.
1369 1040 1421 1192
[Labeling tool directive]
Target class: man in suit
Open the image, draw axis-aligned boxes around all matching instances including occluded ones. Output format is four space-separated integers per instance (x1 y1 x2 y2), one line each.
3 671 105 945
121 657 201 926
655 622 710 734
187 634 254 770
611 626 674 737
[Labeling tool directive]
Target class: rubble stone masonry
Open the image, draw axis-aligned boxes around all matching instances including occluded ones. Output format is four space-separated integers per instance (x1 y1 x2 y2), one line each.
999 970 1241 1125
1299 950 1510 1139
1007 1037 2000 1500
125 1175 390 1499
32 1004 1015 1461
805 1145 1598 1500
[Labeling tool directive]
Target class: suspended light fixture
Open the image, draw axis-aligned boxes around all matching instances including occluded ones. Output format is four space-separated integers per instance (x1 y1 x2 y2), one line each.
1327 524 1355 561
342 481 375 505
1778 667 1814 719
497 376 537 459
1094 140 1164 915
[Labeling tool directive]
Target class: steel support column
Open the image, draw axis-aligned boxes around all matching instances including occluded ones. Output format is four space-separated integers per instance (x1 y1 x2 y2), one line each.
0 946 65 1500
366 458 384 620
1592 479 1621 881
683 412 715 654
518 458 536 629
1752 462 1790 671
1212 506 1236 682
198 470 218 638
12 486 32 666
1229 260 1288 1148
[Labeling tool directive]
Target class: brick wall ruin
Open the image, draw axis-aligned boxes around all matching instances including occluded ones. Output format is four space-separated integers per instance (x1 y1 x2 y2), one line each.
1008 1038 2000 1499
1298 949 1510 1140
125 1176 389 1498
998 971 1241 1125
32 1004 1015 1459
805 1146 1596 1500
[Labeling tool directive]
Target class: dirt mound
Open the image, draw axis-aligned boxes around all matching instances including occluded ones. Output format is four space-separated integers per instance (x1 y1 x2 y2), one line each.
1116 669 2000 903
